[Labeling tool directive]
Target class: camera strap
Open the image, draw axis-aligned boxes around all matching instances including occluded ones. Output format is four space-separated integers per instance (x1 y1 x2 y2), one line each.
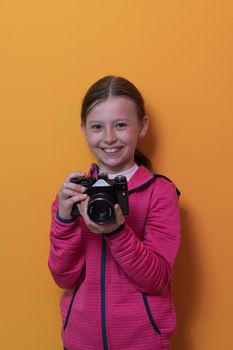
153 174 181 197
128 174 180 197
89 163 180 197
89 163 100 179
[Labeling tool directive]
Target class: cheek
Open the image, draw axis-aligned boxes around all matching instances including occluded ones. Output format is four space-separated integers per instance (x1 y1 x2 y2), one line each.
86 132 101 146
123 130 140 144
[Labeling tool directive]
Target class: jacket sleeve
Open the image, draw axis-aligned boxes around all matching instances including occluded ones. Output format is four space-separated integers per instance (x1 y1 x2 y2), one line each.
48 197 86 289
104 181 180 294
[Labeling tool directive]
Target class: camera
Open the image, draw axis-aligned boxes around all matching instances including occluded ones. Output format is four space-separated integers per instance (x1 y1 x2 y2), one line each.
70 174 129 224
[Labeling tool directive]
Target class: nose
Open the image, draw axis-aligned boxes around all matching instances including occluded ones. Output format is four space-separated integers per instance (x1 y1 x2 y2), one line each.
103 128 117 144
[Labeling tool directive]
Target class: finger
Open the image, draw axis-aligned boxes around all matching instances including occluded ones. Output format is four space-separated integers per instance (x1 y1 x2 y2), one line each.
77 199 103 234
114 203 124 217
77 197 89 215
78 201 110 234
61 188 86 198
63 181 86 193
65 193 88 205
66 172 86 182
77 203 85 218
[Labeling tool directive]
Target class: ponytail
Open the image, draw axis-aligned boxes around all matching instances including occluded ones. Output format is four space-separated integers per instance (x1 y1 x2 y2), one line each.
134 149 153 171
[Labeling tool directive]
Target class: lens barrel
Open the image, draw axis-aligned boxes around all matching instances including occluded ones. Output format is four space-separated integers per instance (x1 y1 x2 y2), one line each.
87 193 115 224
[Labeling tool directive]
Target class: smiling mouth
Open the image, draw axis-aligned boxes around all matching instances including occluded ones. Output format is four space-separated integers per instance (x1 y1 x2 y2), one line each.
102 147 122 153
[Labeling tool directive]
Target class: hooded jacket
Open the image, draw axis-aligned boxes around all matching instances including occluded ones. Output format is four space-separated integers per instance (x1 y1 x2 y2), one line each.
48 164 180 350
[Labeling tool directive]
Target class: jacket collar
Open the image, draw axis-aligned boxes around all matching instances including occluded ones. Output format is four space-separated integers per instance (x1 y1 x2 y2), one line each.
128 166 154 192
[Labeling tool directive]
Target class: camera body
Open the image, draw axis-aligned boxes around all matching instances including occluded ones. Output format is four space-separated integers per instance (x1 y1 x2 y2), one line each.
70 174 129 224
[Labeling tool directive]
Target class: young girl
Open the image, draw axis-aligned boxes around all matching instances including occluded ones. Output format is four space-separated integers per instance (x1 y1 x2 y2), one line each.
48 76 180 350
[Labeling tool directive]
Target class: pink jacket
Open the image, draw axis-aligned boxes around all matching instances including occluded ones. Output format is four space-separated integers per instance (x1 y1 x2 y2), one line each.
48 165 180 350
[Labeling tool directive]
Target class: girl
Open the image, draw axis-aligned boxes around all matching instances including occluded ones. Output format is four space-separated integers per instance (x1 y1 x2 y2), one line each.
48 76 180 350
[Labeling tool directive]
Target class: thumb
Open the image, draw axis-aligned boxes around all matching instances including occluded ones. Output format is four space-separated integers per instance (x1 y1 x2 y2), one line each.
114 204 125 224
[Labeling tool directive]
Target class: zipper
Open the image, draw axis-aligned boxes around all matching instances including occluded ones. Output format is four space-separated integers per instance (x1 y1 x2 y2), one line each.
63 286 79 331
101 238 108 350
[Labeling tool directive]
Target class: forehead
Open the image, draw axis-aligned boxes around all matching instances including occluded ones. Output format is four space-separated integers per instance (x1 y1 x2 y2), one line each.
86 96 138 120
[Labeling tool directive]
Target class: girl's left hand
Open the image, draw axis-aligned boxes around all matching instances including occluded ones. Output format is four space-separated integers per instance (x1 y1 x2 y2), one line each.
77 197 125 234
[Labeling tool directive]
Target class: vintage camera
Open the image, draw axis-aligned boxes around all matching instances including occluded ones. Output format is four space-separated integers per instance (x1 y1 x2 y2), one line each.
70 174 129 224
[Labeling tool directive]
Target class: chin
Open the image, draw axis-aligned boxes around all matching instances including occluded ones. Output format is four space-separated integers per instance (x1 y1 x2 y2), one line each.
103 160 132 172
104 162 122 170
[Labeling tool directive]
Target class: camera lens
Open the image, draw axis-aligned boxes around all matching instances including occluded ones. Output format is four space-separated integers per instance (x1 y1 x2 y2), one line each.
92 200 110 214
87 193 115 224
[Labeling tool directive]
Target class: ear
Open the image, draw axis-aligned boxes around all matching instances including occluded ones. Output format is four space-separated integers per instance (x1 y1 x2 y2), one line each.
81 122 87 139
138 116 149 139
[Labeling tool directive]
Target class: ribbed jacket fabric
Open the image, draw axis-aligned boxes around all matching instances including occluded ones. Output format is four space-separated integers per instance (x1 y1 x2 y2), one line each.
48 165 180 350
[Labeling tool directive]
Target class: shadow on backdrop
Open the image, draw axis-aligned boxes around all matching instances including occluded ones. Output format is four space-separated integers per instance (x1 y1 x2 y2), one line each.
139 108 201 350
171 206 202 350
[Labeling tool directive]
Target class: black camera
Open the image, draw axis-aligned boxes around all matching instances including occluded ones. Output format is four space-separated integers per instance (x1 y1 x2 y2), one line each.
70 174 129 224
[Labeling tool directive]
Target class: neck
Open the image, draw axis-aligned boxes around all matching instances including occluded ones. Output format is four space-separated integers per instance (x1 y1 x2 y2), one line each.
99 163 139 181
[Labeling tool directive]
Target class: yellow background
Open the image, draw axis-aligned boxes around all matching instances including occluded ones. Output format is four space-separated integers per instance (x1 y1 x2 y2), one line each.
1 1 232 349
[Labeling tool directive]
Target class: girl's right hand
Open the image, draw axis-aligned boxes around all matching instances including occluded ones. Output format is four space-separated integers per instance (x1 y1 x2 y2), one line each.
58 172 88 220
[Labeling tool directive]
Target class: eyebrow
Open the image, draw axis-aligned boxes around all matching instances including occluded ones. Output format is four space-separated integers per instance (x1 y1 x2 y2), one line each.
87 118 128 124
87 121 102 124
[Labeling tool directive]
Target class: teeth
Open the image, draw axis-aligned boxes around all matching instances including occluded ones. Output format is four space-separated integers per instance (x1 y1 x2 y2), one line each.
103 148 120 153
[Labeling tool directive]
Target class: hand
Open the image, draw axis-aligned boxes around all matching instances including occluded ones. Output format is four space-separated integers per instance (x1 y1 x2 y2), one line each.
58 172 88 220
77 197 125 234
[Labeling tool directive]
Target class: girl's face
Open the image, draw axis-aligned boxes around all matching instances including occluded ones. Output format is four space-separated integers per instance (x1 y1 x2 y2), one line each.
82 96 148 173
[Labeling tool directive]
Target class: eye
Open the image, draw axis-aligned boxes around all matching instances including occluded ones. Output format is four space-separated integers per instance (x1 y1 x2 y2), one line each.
116 122 127 129
91 124 102 130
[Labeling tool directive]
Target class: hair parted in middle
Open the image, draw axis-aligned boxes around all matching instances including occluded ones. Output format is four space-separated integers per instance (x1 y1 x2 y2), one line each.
81 75 152 170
